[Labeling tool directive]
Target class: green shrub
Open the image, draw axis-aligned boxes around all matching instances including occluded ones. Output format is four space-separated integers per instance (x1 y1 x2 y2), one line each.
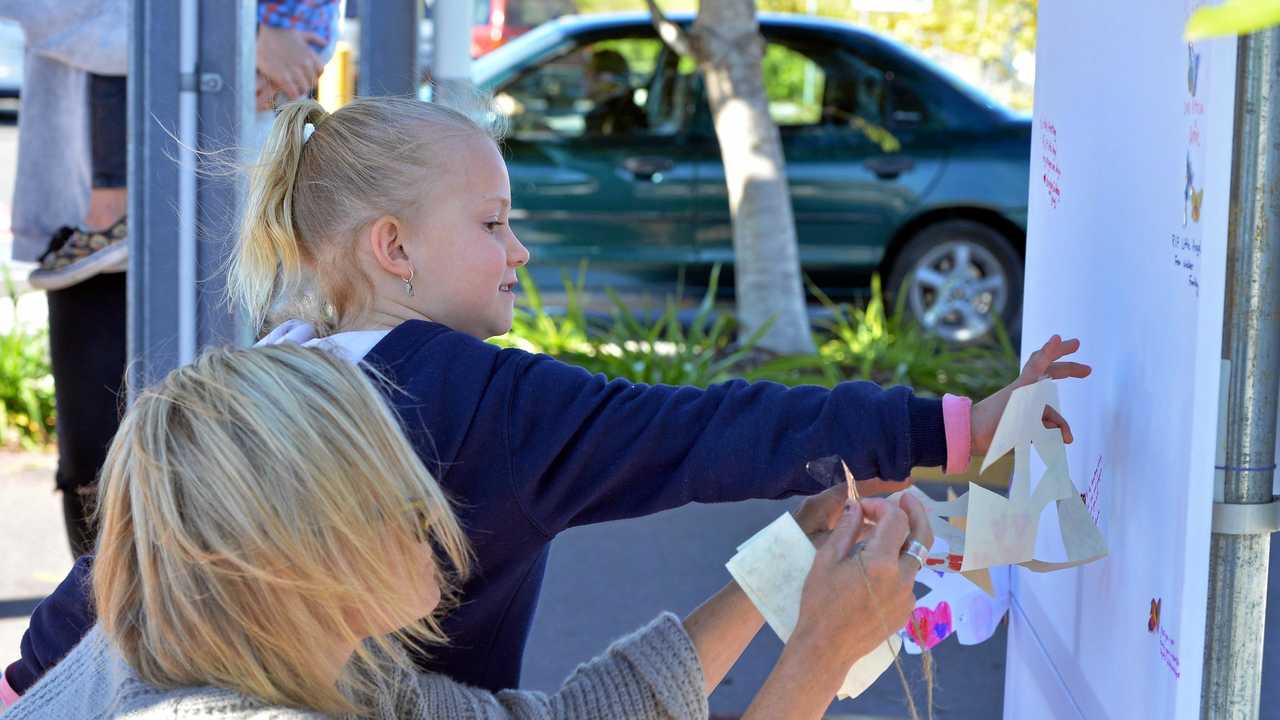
750 275 1020 398
497 265 1018 398
495 264 767 387
0 272 55 449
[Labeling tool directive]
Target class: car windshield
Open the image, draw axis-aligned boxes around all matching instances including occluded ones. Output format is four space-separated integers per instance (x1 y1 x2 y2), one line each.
473 19 568 84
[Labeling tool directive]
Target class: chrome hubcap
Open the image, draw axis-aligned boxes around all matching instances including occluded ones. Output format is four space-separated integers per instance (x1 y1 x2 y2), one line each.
907 240 1008 342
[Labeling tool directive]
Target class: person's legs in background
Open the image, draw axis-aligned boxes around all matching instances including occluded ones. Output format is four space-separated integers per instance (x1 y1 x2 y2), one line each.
46 272 127 557
83 74 127 230
42 73 128 557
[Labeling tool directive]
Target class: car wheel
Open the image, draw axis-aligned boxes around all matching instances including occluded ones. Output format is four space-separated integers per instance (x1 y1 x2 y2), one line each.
887 220 1023 344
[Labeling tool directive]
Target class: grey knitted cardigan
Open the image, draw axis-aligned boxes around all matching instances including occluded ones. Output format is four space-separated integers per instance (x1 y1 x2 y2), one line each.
1 613 707 720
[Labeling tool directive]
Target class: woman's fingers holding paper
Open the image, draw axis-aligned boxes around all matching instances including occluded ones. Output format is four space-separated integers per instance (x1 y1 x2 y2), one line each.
896 492 933 582
821 500 866 564
859 499 911 560
794 484 848 537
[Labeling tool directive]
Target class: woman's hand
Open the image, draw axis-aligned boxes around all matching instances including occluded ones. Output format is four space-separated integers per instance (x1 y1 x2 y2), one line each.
793 493 932 668
256 25 327 100
971 335 1092 454
794 478 912 542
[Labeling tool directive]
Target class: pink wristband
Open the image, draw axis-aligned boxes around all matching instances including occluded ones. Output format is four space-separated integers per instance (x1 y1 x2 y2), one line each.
0 670 19 708
942 394 973 475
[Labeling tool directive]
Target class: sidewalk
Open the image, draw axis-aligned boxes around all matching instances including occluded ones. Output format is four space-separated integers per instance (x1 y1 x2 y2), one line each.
0 451 72 664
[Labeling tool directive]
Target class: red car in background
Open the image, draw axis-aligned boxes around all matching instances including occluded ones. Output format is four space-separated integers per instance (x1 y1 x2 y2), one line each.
471 0 577 56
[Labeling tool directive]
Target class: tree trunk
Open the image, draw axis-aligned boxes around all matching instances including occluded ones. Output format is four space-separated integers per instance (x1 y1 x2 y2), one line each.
648 0 815 355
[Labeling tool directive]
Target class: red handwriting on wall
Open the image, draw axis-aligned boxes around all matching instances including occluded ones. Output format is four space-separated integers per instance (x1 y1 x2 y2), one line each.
1040 118 1061 209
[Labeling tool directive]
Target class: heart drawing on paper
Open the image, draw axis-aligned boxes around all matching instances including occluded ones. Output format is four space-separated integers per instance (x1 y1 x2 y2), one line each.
906 602 954 650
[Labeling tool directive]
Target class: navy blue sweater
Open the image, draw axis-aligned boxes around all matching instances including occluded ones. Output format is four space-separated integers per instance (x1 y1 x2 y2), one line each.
5 320 947 695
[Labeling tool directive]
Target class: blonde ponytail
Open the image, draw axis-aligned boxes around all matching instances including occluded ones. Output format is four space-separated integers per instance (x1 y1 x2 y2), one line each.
229 100 329 334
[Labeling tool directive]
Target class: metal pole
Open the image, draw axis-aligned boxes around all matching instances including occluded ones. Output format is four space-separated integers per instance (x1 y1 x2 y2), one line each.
129 0 252 394
1202 27 1280 720
196 0 255 350
433 0 474 102
358 0 420 96
129 0 183 391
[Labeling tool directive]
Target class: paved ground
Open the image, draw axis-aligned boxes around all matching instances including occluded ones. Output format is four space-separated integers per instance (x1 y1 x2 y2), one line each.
0 452 72 663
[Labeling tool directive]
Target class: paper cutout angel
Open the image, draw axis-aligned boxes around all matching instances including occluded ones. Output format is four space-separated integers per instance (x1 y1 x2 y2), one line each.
906 378 1108 576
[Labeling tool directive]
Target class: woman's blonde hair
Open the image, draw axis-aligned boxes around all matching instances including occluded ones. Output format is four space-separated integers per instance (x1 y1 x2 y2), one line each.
228 96 499 336
93 344 472 715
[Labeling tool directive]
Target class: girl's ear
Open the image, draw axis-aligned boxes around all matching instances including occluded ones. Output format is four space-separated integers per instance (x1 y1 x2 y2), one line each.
365 214 413 279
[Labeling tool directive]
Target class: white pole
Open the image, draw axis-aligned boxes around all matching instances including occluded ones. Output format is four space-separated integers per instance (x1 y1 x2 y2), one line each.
433 0 475 96
178 0 198 364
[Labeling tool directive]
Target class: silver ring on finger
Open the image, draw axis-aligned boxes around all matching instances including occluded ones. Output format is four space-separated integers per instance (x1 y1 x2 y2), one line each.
901 539 928 571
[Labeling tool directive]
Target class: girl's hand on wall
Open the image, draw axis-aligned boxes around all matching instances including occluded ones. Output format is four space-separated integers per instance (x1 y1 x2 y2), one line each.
971 335 1091 454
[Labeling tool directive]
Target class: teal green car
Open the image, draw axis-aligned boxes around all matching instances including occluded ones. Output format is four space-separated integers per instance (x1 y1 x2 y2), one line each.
473 12 1032 342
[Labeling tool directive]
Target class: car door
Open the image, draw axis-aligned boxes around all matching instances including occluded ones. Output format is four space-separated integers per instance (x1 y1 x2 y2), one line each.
494 32 700 289
691 32 945 283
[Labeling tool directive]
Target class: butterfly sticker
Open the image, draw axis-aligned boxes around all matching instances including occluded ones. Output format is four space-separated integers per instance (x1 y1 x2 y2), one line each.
1185 153 1200 227
1187 43 1202 97
1149 598 1162 633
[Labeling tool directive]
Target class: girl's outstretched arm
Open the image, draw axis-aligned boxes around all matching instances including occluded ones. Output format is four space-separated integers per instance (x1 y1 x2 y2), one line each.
505 352 948 534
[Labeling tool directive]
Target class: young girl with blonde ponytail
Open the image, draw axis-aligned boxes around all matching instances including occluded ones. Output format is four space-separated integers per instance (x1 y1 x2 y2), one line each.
3 96 1088 714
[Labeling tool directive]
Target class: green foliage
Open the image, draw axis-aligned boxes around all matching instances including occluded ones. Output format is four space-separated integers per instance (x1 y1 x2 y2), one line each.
495 264 768 387
496 266 1018 398
860 0 1036 110
761 43 824 125
571 0 1037 110
0 272 56 449
750 275 1019 397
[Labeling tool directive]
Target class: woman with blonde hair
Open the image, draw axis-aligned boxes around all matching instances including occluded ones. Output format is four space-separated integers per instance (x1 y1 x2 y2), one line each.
3 344 932 719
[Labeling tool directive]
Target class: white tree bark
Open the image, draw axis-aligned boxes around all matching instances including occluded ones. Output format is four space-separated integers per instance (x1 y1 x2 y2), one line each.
647 0 815 355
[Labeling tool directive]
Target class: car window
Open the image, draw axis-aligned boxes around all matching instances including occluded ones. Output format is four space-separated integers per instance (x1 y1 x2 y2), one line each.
473 0 491 24
762 43 825 126
824 49 887 128
760 39 942 138
886 71 931 128
496 36 696 140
